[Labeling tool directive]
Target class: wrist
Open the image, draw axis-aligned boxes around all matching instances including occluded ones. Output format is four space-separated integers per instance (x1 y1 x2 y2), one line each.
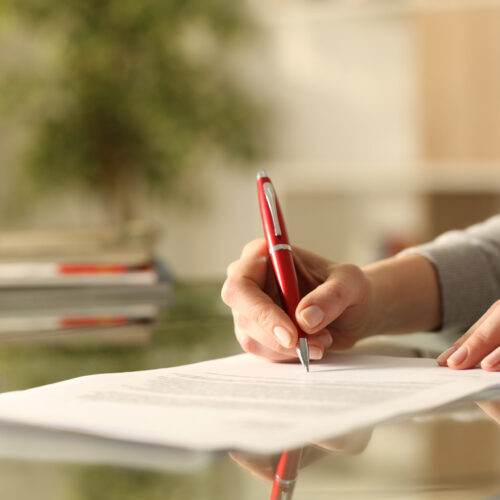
362 254 441 336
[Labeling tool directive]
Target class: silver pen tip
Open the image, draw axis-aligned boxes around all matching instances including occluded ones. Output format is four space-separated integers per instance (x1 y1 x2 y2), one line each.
296 338 310 373
256 170 268 180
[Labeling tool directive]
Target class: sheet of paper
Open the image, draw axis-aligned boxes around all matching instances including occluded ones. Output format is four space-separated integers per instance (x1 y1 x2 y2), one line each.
0 353 498 453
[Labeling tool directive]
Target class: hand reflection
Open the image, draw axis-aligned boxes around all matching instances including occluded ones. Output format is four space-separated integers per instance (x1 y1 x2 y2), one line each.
229 427 373 482
476 399 500 425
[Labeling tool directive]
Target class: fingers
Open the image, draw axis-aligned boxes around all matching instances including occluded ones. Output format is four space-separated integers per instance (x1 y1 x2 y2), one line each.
314 427 373 455
234 312 332 361
234 315 296 362
223 239 346 361
296 264 367 334
476 400 500 425
483 346 500 371
436 300 500 371
229 447 326 481
228 452 279 481
222 240 298 350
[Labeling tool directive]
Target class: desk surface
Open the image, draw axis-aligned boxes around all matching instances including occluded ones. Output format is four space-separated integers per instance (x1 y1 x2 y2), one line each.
0 283 499 500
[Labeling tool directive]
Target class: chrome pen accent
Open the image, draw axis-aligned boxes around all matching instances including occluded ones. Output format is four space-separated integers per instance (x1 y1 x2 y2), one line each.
273 486 294 500
269 244 292 254
274 476 296 486
263 182 282 237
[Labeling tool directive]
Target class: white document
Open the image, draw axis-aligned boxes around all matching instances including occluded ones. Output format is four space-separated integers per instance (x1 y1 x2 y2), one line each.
0 353 498 453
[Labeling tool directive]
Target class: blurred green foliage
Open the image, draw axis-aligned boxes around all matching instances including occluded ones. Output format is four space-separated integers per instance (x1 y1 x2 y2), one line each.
0 0 266 222
79 466 195 500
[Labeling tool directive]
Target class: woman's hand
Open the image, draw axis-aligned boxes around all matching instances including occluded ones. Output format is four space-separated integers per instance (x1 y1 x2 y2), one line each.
221 239 374 362
437 300 500 371
229 428 373 481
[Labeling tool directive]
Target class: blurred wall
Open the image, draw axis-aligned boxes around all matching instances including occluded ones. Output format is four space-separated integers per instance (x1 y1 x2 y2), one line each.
3 2 500 281
157 3 421 279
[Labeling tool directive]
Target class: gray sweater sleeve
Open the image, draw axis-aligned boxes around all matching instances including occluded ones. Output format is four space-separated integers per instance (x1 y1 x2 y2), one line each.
399 215 500 332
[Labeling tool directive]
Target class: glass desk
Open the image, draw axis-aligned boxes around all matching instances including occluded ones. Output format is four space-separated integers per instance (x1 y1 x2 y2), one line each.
0 283 499 500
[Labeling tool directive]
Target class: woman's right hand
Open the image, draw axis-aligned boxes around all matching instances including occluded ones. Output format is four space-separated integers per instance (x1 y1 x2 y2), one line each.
229 427 374 481
221 239 375 362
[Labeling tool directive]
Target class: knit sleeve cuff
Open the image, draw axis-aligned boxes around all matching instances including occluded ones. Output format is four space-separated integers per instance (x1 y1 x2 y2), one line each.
399 232 500 332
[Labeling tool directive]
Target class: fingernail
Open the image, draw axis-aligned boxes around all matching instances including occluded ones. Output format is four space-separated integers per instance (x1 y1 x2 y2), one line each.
309 346 323 360
447 345 469 366
436 346 456 365
300 305 324 329
317 332 333 350
273 326 293 348
481 349 500 369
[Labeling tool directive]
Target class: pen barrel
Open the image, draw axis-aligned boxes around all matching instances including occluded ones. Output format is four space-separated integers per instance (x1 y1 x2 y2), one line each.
270 449 302 500
257 174 307 341
270 249 306 340
276 448 303 480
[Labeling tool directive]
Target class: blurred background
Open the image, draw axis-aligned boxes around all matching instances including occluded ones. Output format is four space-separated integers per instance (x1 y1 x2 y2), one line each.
0 0 500 280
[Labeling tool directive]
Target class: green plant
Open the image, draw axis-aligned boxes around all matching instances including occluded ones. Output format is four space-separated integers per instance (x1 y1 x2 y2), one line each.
1 0 266 224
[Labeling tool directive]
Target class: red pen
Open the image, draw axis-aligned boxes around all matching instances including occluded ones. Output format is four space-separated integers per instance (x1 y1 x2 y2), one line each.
270 448 303 500
257 171 310 372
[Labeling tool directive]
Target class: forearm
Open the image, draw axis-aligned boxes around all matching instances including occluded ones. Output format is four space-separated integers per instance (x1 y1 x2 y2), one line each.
399 216 500 331
363 254 441 336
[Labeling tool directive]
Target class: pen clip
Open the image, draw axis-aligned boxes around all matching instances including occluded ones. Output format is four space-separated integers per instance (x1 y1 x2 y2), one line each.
263 182 282 237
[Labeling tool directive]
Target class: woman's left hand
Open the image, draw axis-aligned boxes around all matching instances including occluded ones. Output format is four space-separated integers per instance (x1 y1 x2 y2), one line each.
437 300 500 371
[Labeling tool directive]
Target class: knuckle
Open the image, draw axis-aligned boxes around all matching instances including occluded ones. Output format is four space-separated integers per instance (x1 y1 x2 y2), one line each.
225 260 239 277
342 263 366 287
239 335 253 353
242 238 267 257
238 333 256 354
221 277 237 305
341 263 361 276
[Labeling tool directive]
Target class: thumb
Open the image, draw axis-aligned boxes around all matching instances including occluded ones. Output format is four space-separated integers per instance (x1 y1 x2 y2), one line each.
295 264 365 334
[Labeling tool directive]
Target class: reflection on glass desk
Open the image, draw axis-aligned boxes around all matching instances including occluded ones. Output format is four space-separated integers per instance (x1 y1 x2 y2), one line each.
0 283 499 500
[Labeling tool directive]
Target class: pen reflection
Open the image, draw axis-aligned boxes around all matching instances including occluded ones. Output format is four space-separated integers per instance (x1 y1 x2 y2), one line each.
270 449 302 500
229 427 373 500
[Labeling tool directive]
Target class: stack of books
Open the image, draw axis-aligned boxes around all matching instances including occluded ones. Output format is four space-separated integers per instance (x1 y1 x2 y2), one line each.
0 227 168 289
0 304 158 346
0 261 157 287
